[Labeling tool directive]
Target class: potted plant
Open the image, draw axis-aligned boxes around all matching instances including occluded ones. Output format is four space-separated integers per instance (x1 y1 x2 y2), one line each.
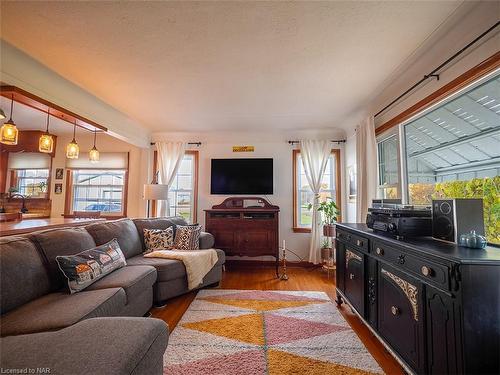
309 197 340 237
38 181 48 198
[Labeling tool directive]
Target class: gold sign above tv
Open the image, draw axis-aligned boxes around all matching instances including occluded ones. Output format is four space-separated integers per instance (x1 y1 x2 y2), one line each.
232 146 254 152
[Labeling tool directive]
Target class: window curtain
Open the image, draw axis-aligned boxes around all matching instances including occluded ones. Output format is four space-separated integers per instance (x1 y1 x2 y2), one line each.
156 141 186 217
356 116 377 222
300 140 331 264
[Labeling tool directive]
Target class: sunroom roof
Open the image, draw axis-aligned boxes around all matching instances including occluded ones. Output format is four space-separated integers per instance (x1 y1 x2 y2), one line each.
405 75 500 170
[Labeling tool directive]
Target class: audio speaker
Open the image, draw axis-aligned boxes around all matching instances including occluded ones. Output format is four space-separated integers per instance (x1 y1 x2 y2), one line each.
432 198 484 243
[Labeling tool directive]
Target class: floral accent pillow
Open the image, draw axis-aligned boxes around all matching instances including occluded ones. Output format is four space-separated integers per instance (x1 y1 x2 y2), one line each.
56 239 126 293
174 224 202 250
143 227 174 252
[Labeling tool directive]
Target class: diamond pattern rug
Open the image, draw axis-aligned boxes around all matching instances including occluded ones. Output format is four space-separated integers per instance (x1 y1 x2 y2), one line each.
163 290 384 374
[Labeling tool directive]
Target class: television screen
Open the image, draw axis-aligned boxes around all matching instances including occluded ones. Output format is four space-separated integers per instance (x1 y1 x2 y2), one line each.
211 158 273 195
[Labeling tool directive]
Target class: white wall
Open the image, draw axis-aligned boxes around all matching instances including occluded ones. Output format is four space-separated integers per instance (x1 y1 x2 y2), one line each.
152 129 346 261
50 133 149 218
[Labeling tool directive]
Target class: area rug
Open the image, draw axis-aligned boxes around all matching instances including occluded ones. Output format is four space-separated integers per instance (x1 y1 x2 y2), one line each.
163 289 383 374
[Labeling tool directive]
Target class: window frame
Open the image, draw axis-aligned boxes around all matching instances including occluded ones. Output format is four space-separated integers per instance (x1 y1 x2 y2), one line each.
12 168 51 198
376 131 402 200
292 148 342 233
152 150 199 223
64 167 129 218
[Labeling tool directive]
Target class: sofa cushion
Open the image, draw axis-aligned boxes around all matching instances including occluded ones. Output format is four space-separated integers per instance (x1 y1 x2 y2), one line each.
0 235 52 315
0 317 169 375
132 217 187 249
86 266 157 304
30 227 97 291
85 218 143 259
126 249 225 282
0 288 126 337
144 227 174 252
199 231 215 249
56 239 127 293
174 224 202 250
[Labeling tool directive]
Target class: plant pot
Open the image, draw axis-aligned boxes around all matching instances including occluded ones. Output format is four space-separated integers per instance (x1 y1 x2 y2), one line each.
321 247 334 263
323 224 336 237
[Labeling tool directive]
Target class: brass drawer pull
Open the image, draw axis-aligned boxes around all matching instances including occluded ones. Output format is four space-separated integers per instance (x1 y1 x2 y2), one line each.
391 306 400 316
376 247 384 255
349 273 355 280
356 239 363 247
421 266 432 277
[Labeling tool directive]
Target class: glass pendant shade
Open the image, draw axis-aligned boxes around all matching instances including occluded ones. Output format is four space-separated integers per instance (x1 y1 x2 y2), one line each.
39 133 54 153
1 95 18 145
89 146 100 163
66 139 79 159
0 122 18 145
39 111 54 153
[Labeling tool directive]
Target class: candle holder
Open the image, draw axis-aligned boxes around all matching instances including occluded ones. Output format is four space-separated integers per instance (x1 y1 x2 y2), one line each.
280 240 289 281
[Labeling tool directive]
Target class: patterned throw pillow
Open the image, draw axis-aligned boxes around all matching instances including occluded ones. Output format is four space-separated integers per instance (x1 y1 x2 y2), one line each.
56 239 126 293
143 227 174 253
174 224 202 250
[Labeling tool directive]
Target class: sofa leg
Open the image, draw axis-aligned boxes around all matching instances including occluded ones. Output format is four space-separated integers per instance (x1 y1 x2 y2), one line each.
144 311 152 318
222 264 226 272
206 281 220 288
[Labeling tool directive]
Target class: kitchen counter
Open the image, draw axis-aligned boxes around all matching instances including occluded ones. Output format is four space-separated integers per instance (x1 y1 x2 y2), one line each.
0 217 105 237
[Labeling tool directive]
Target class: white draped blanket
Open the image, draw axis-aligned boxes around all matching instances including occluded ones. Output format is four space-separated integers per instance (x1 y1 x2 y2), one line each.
144 249 219 290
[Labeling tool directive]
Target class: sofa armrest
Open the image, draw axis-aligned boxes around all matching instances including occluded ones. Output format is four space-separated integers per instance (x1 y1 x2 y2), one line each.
199 232 215 249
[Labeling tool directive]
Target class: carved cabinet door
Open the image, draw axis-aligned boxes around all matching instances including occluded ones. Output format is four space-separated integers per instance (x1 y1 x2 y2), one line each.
378 264 425 374
344 247 365 317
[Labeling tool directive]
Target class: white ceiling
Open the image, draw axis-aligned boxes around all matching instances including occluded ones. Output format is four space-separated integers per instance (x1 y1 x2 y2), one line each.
0 1 464 133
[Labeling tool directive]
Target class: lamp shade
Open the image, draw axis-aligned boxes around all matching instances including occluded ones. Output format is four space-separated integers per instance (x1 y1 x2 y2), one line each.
143 184 169 200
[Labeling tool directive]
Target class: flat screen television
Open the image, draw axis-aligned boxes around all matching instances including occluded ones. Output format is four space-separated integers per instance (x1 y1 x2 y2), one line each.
211 158 273 195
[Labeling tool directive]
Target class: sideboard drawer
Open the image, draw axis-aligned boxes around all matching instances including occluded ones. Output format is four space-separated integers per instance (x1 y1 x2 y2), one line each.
372 241 450 291
337 229 368 252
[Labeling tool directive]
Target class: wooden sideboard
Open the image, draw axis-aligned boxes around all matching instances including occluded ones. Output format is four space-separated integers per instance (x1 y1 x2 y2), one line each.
335 223 500 375
205 197 279 276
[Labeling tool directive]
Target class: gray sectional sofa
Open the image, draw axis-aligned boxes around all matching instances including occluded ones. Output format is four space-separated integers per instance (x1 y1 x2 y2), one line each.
0 216 225 374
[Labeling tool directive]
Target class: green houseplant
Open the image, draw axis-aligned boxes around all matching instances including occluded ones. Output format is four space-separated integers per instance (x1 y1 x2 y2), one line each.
308 197 340 237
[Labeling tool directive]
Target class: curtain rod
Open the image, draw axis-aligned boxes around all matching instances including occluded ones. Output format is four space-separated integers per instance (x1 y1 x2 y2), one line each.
374 21 500 118
288 140 346 145
150 142 202 146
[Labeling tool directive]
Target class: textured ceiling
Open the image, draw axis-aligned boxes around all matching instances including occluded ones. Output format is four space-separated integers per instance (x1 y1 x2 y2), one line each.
0 1 463 133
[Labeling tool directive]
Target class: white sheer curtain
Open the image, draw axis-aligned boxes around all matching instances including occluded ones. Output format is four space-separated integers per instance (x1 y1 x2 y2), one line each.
356 116 377 222
300 140 332 264
156 141 186 217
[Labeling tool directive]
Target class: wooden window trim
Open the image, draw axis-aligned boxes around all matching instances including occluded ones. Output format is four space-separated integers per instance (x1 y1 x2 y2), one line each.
151 150 199 222
375 51 500 136
63 167 129 219
292 149 342 233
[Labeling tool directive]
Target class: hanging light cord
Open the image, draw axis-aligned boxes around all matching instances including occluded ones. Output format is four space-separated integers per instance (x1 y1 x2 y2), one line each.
9 94 14 121
45 110 50 133
93 129 97 147
72 122 76 141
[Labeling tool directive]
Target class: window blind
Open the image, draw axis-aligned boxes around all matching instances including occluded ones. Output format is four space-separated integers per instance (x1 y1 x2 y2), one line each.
66 152 129 169
8 152 51 169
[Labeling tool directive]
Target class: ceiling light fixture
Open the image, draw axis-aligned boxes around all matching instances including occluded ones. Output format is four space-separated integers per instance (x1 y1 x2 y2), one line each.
39 109 55 153
0 94 19 145
89 129 100 163
66 121 79 159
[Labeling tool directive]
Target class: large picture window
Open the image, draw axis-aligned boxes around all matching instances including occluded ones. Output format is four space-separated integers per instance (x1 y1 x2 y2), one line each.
15 169 50 197
70 169 126 215
293 149 341 232
376 69 499 244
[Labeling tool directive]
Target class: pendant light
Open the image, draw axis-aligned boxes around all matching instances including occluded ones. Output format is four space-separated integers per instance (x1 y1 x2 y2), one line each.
89 129 100 163
66 121 79 159
39 109 55 153
0 94 19 145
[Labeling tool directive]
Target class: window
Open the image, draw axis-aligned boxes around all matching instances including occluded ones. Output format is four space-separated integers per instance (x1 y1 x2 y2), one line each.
377 135 400 199
153 151 199 223
401 73 499 244
68 169 127 216
15 169 49 197
293 149 341 232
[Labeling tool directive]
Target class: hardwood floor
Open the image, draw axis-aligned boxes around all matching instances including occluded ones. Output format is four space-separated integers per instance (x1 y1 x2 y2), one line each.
151 264 404 374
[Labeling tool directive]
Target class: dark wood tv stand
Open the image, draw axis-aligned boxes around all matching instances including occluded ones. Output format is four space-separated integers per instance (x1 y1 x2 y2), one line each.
205 197 280 277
